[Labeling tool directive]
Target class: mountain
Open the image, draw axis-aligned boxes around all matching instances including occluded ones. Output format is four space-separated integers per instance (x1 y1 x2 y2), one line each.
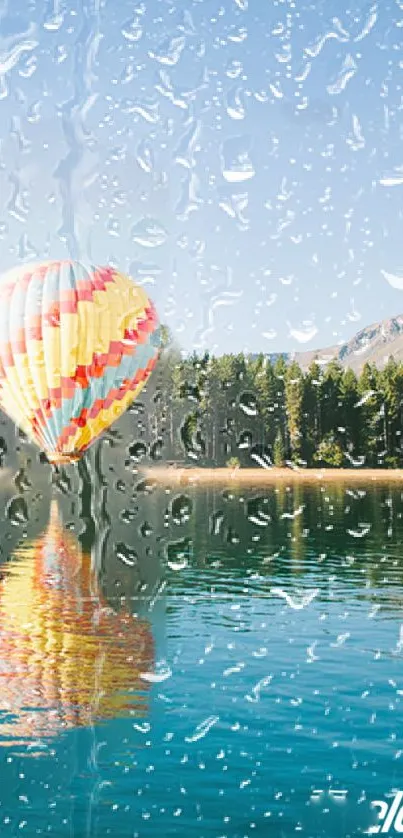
270 315 403 373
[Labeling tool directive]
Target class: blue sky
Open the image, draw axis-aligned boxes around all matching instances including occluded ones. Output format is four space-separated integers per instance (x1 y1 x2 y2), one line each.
0 0 402 355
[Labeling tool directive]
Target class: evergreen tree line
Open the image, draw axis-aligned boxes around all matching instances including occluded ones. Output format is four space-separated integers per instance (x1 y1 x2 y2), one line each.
147 335 403 468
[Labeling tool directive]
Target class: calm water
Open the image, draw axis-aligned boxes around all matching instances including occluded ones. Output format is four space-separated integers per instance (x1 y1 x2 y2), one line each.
1 467 403 837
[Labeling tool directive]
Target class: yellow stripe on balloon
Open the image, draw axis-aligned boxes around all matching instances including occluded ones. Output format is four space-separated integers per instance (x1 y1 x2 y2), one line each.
89 285 125 355
41 280 149 388
76 300 95 367
10 351 50 451
67 277 146 365
121 277 151 331
66 378 148 454
13 352 41 409
89 282 121 357
107 271 149 324
60 311 79 379
26 339 49 400
42 323 61 390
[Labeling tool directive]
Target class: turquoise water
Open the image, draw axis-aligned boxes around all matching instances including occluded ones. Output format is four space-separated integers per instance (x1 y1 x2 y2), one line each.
1 477 403 836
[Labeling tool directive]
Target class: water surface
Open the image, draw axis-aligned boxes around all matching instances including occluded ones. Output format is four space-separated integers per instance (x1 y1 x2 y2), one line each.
0 475 402 837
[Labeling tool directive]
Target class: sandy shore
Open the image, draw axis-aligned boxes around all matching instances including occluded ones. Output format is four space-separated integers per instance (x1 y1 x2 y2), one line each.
142 466 403 487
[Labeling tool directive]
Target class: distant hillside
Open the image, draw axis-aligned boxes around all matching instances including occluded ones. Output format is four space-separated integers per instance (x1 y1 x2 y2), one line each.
268 315 403 372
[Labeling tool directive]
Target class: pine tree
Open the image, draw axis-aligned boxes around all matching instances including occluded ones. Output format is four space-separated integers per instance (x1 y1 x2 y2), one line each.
303 361 322 464
285 361 304 463
340 367 361 457
381 358 403 466
273 429 285 467
358 362 383 466
273 356 287 448
320 360 343 441
150 341 403 471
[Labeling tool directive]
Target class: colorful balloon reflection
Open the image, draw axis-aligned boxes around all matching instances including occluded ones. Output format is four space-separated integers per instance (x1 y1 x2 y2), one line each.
0 502 154 748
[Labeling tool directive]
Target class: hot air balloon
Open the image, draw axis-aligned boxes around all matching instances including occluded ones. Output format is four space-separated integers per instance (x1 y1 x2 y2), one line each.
0 261 161 464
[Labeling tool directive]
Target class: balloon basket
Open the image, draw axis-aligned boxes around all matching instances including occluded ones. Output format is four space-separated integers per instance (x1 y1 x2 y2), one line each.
47 453 82 466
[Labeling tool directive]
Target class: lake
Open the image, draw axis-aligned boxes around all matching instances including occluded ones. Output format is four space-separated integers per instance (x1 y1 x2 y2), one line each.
0 462 403 837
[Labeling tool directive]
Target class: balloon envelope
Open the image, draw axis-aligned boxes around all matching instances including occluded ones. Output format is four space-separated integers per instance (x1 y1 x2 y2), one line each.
0 261 160 463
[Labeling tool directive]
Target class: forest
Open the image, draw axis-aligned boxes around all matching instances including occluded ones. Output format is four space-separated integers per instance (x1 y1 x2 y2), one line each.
144 331 403 469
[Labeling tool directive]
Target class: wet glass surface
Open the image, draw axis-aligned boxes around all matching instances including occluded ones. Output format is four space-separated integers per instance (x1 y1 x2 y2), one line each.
0 0 402 355
0 467 403 836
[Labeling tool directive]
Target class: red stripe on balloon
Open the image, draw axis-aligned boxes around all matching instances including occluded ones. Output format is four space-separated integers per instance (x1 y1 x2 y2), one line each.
0 303 156 379
54 354 158 453
41 266 117 322
26 316 43 341
0 262 69 299
0 344 15 367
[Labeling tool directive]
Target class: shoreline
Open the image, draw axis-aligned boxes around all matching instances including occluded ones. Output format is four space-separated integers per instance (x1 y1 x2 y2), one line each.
141 466 403 486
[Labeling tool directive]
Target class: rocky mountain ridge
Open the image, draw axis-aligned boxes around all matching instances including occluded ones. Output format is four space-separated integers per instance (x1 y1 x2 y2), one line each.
283 314 403 372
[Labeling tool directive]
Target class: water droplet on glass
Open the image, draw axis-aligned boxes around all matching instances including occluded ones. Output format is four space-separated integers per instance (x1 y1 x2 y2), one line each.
140 660 172 683
150 440 163 461
14 469 32 493
122 16 143 42
167 556 188 571
288 323 318 344
136 138 154 174
150 35 186 66
120 508 137 523
131 218 168 248
43 13 64 31
6 496 29 526
128 441 147 463
226 86 245 120
221 137 255 183
115 542 138 567
171 494 193 525
239 392 258 416
167 537 192 564
185 715 219 743
327 54 357 95
140 521 153 537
